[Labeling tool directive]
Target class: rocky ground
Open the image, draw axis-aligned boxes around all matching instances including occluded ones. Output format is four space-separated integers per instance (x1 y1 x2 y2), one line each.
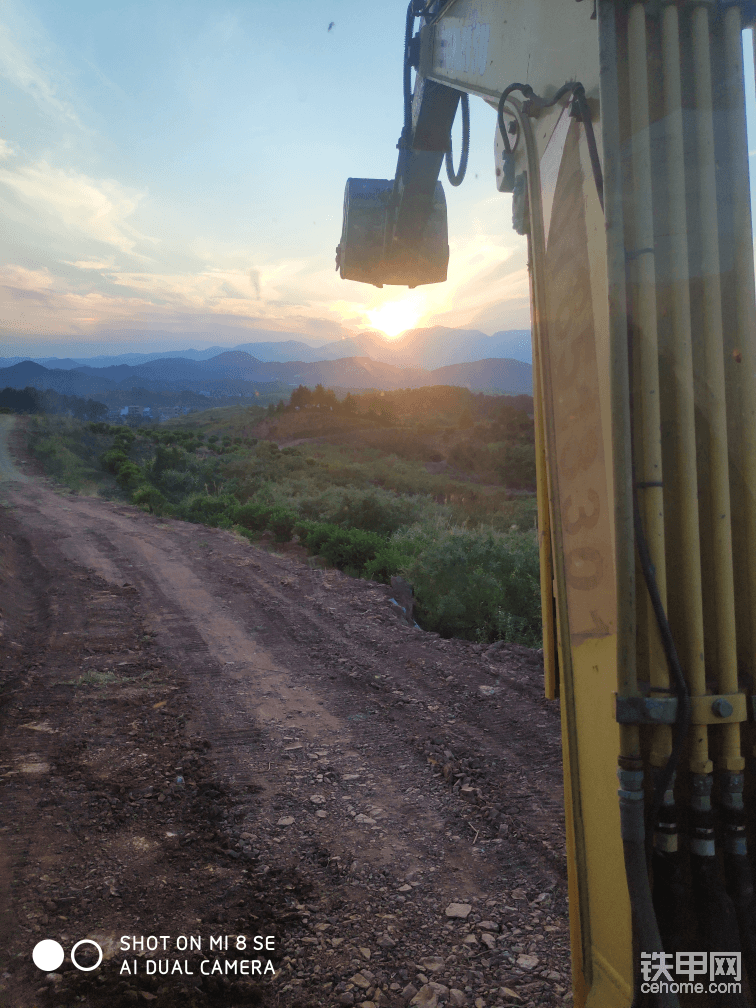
0 418 571 1008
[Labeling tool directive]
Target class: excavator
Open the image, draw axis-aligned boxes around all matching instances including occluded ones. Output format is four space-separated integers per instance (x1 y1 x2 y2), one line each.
337 2 756 1006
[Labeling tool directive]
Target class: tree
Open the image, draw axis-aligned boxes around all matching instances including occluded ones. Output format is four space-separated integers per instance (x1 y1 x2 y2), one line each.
0 386 41 413
495 441 537 488
289 384 313 409
492 401 533 441
71 398 108 422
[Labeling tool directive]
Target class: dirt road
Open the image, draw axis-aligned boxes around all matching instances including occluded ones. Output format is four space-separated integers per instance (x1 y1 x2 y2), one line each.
0 419 570 1008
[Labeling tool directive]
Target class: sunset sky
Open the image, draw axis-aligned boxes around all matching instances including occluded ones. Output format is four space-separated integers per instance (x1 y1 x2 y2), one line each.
0 0 533 357
1 3 754 358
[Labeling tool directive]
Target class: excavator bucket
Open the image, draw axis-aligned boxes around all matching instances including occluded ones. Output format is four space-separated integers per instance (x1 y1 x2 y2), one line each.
337 177 448 288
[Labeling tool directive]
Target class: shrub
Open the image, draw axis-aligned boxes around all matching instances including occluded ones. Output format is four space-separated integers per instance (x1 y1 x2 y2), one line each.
290 485 437 536
150 444 185 479
362 544 415 583
232 501 271 532
113 431 135 449
294 520 334 551
100 449 131 473
114 461 146 490
265 507 297 541
329 487 431 536
494 441 537 488
403 527 541 646
295 521 384 573
155 468 202 500
132 485 172 515
232 502 297 542
174 493 238 526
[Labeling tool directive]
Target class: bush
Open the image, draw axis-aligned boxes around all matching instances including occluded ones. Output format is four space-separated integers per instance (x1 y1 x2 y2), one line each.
114 461 146 490
495 441 537 488
265 507 297 541
151 444 185 479
329 487 431 536
232 501 266 531
174 493 238 526
132 485 172 515
100 448 131 473
154 468 202 500
290 485 437 536
295 521 384 573
362 544 415 583
403 527 542 645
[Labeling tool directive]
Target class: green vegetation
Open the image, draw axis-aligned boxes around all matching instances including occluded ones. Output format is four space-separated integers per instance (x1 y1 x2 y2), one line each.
1 385 108 420
27 383 542 647
27 416 122 495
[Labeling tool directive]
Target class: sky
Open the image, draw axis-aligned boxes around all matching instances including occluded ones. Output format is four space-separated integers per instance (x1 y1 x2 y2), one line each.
0 0 531 357
1 5 754 360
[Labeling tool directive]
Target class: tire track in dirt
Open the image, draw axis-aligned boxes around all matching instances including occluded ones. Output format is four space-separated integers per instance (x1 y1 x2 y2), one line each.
0 454 573 1008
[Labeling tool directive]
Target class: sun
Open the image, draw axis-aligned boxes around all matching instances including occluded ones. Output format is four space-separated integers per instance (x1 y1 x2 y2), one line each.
364 299 423 339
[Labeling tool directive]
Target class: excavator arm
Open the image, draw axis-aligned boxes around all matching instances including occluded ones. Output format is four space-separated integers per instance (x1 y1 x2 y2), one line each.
339 3 756 1006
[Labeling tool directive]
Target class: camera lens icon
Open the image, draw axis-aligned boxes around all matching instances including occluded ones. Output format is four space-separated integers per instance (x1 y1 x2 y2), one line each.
32 940 64 972
32 938 103 972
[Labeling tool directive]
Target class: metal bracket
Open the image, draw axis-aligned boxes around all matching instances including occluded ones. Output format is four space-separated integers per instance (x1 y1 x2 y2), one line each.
690 693 747 724
616 692 748 725
616 695 677 725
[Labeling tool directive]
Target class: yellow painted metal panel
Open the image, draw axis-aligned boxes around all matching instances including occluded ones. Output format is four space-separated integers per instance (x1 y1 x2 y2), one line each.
537 119 632 1005
422 0 600 108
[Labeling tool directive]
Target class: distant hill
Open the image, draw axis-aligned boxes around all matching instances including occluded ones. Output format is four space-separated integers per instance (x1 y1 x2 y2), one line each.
0 361 50 380
430 358 532 394
0 324 532 371
385 326 532 368
0 351 532 397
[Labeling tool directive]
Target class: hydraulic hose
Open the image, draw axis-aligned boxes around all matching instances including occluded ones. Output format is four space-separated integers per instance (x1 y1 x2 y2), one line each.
721 770 756 993
495 81 603 207
391 0 421 204
402 2 417 142
445 93 469 186
651 776 686 956
689 772 747 1006
627 324 691 830
627 324 690 1008
619 758 680 1008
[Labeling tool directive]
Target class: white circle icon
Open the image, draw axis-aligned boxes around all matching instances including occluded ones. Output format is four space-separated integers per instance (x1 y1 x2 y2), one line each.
70 939 103 971
32 939 64 971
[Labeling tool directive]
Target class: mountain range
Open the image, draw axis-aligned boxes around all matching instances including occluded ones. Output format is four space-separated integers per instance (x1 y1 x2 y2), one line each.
0 326 532 371
0 351 532 397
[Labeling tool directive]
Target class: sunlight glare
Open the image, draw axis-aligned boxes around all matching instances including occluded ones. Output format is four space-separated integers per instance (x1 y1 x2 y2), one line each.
364 299 424 339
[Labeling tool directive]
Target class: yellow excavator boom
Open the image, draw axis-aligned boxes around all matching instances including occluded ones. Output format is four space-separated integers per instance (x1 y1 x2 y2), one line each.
339 3 756 1004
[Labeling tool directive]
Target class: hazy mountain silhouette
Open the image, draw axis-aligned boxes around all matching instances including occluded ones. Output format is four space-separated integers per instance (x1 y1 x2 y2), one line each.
1 325 531 371
0 347 532 396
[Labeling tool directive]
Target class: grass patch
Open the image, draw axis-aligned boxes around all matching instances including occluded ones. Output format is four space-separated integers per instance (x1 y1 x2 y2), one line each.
66 668 160 688
66 669 127 687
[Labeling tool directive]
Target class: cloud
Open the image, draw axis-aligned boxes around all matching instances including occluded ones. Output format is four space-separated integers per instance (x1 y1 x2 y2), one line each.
0 19 83 127
0 159 155 256
0 156 530 342
0 139 16 160
61 260 118 270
